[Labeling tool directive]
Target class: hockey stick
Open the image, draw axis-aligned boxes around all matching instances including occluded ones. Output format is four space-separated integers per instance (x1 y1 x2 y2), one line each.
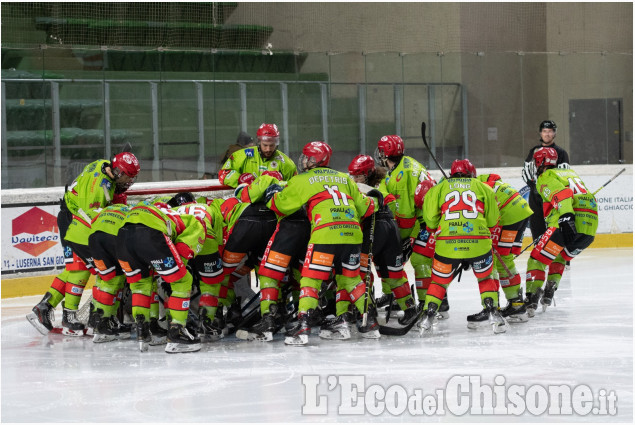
592 168 626 196
421 122 448 179
361 210 377 327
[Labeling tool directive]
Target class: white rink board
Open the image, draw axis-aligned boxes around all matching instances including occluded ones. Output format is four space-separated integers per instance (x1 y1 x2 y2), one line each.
1 167 632 274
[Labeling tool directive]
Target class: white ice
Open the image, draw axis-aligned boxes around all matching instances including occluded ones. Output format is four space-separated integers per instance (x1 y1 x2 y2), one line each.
1 248 633 423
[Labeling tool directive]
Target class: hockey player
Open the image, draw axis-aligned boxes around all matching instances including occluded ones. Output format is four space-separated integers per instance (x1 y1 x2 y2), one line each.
26 152 140 336
166 193 226 342
117 200 211 353
411 179 437 309
522 120 570 241
267 141 379 345
374 136 444 316
88 203 140 343
470 173 533 323
347 154 419 327
199 189 279 337
233 174 311 342
419 159 504 334
218 123 297 188
524 147 598 315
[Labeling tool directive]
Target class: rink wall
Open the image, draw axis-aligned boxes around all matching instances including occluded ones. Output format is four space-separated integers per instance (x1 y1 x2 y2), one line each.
1 164 632 298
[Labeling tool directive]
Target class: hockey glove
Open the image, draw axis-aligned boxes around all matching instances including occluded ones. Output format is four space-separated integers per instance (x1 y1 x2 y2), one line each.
233 183 248 199
401 237 413 262
264 184 284 203
112 192 128 205
522 161 536 184
558 212 577 244
262 170 284 181
238 173 256 185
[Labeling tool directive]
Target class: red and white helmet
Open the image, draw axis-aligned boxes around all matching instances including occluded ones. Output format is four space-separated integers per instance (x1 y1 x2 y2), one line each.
450 159 477 178
348 154 375 178
533 147 558 170
299 141 331 172
111 152 140 192
256 123 280 143
414 179 435 209
374 135 404 166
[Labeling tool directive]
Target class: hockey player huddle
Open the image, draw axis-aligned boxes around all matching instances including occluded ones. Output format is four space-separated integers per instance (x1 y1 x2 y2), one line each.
26 122 599 352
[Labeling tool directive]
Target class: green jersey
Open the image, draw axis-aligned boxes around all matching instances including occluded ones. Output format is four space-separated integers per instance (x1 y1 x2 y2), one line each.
478 174 533 226
124 203 208 258
423 177 500 258
65 204 130 245
267 167 375 244
218 146 297 188
62 159 117 243
535 167 598 236
378 155 432 238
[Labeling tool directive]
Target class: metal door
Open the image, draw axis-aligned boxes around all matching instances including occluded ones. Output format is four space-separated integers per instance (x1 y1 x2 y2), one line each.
569 98 622 164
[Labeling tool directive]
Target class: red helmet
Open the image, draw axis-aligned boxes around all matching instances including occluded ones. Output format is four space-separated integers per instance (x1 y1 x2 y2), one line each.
299 141 331 172
450 159 476 178
375 135 404 167
348 155 375 177
414 179 435 209
533 147 558 169
111 152 140 192
112 152 140 178
256 123 280 141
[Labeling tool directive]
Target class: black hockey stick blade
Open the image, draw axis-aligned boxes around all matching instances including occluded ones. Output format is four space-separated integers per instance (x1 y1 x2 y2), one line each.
421 121 448 179
379 308 423 336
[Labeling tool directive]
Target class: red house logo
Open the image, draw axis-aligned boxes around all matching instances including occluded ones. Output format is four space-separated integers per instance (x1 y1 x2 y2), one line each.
12 207 60 257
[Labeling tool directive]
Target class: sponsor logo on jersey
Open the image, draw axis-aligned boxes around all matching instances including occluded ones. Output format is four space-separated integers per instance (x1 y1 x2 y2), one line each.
245 148 255 158
182 300 190 309
462 222 474 233
345 208 355 219
395 171 404 182
100 178 112 190
163 257 175 268
11 207 60 257
270 161 278 169
314 214 322 226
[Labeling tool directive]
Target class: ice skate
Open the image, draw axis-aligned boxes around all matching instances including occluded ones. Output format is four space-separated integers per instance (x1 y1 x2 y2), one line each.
397 301 420 326
61 306 85 336
26 293 55 335
319 312 352 340
199 315 224 342
165 323 201 353
224 298 243 332
136 315 151 352
484 297 507 334
466 307 489 330
500 297 529 323
357 306 381 339
92 310 118 343
284 313 311 346
436 295 450 320
236 304 279 342
540 280 557 312
525 288 543 318
284 308 322 346
418 303 438 336
149 318 168 345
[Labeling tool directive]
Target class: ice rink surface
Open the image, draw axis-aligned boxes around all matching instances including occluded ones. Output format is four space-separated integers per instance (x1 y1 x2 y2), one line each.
1 248 633 423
